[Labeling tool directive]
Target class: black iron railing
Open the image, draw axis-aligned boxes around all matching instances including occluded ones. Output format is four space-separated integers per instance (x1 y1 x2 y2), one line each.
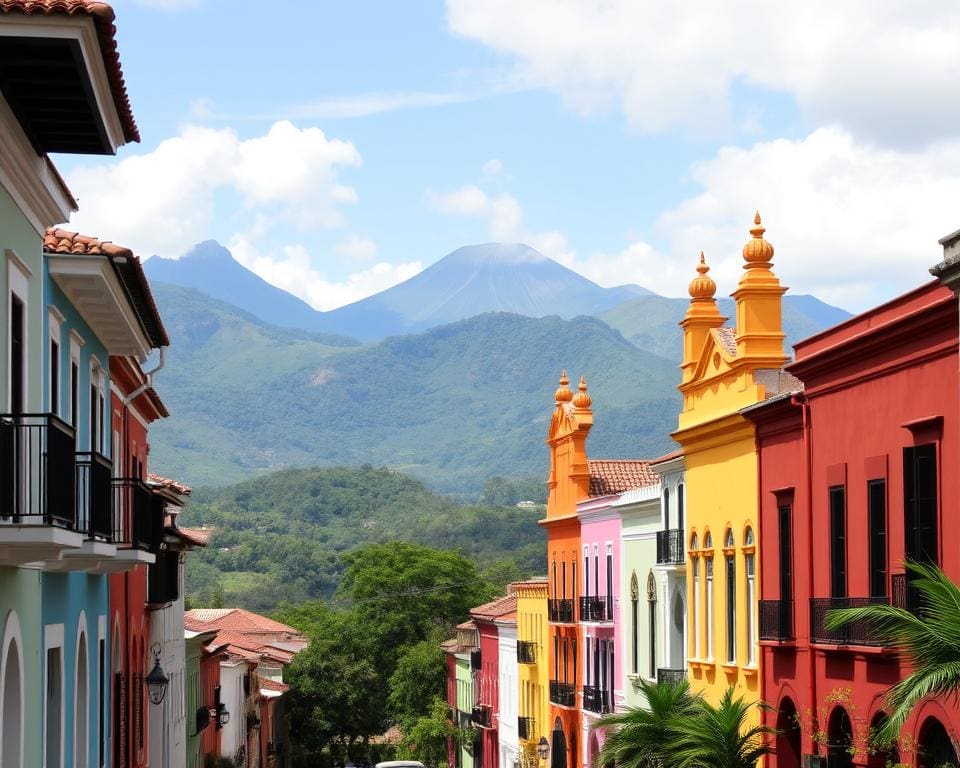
470 649 482 670
518 716 535 741
472 704 492 728
148 550 180 605
891 573 921 614
579 596 612 622
76 451 112 541
113 478 161 551
759 599 794 640
582 685 611 714
0 413 76 526
810 597 887 645
656 529 685 565
549 680 575 707
656 668 686 687
548 599 575 623
517 640 537 664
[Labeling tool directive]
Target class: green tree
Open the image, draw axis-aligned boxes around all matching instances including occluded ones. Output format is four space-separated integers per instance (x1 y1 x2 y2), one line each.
595 678 699 768
825 560 960 743
669 687 773 768
388 640 447 730
398 697 455 767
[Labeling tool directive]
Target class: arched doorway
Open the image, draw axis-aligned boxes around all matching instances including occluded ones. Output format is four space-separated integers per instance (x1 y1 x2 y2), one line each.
917 716 959 768
775 697 801 768
827 706 853 768
551 718 567 768
867 713 898 768
76 632 89 768
1 631 23 768
670 589 685 669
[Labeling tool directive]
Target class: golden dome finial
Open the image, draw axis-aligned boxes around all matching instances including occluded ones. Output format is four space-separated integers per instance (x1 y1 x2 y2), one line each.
555 370 573 404
573 375 592 409
688 251 716 300
743 210 774 265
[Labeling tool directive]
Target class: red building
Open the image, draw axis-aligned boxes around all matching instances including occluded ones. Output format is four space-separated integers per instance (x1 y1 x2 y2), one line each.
746 280 960 768
470 596 517 768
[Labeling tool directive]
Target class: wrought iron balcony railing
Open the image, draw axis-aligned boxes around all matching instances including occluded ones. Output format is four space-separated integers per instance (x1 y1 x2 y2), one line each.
891 572 921 614
518 716 535 741
113 478 162 551
656 528 685 565
759 599 794 641
76 451 112 541
148 549 180 606
579 596 612 622
582 685 611 714
809 597 887 646
548 598 575 623
517 640 537 664
472 704 493 728
549 680 576 707
0 413 76 526
656 668 686 687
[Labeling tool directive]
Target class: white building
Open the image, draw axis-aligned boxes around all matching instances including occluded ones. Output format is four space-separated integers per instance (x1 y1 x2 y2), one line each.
497 614 519 768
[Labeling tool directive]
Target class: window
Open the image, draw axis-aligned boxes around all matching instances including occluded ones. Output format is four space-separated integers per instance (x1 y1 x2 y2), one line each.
868 480 887 598
593 549 599 599
50 339 59 416
829 486 847 598
70 362 79 429
605 548 613 615
725 530 736 664
98 638 105 768
691 533 701 659
584 548 590 598
778 503 793 605
647 573 657 679
10 294 24 414
45 645 63 768
663 487 671 529
704 533 714 660
745 528 756 666
904 444 938 565
630 572 639 674
677 483 685 530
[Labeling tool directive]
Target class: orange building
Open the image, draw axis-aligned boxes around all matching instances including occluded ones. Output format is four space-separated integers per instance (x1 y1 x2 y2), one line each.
543 372 593 768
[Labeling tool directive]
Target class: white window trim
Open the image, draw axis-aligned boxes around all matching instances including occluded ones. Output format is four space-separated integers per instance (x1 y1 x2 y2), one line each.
88 358 105 454
68 336 82 429
48 307 63 417
1 609 26 768
7 251 30 413
44 623 65 768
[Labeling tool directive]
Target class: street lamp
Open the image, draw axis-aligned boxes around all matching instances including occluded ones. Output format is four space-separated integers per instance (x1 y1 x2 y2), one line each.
537 737 550 763
145 642 169 706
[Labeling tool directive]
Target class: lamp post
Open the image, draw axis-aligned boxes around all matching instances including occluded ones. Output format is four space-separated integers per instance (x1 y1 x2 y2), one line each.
537 737 550 764
145 642 169 705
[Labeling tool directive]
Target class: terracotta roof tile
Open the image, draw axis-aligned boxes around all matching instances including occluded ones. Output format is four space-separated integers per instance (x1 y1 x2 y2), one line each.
147 473 192 496
440 638 459 652
715 327 738 356
469 595 517 621
588 459 658 496
185 608 299 635
259 678 290 694
0 0 138 142
650 448 683 466
44 228 168 347
175 527 210 547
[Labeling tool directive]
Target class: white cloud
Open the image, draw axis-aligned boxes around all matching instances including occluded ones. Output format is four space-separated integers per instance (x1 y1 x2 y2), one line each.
446 0 960 145
427 184 525 241
65 121 361 258
335 234 378 262
228 236 421 312
482 158 503 177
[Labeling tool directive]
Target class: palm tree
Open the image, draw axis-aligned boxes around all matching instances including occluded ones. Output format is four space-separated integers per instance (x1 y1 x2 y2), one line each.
594 678 699 768
824 560 960 743
669 687 773 768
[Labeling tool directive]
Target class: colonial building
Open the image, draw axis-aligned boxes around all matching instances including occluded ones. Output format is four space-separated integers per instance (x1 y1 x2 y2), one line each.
652 452 687 686
471 595 517 768
673 214 792 713
745 277 960 768
496 609 519 768
515 579 549 768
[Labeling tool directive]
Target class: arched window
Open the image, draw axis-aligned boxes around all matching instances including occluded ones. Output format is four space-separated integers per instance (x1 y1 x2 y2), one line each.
691 537 701 659
867 713 899 768
630 572 639 675
917 716 959 768
776 698 802 768
724 529 736 664
677 483 685 530
647 573 657 679
1 614 24 768
704 533 714 659
744 527 756 666
827 707 854 768
76 630 89 768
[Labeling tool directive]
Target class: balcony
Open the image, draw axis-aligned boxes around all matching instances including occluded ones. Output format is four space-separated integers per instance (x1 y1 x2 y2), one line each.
809 597 887 646
759 599 794 641
656 668 686 687
579 596 613 623
0 413 84 565
582 685 611 715
891 573 921 614
656 529 685 565
517 640 537 664
518 716 535 741
112 478 162 565
548 598 575 623
148 549 180 607
549 680 576 707
472 704 493 729
54 451 118 571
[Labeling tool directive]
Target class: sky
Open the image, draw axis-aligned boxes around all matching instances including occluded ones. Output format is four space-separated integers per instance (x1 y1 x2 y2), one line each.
54 0 960 313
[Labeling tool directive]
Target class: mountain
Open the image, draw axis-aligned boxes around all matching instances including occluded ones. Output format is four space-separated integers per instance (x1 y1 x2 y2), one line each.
317 243 651 339
144 240 332 333
147 281 680 490
599 294 851 359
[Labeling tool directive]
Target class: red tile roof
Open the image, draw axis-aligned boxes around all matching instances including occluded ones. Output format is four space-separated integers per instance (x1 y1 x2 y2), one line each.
469 595 517 621
185 608 299 635
650 448 683 466
43 228 168 347
0 1 138 142
258 678 290 694
147 473 192 496
588 459 658 496
175 527 210 547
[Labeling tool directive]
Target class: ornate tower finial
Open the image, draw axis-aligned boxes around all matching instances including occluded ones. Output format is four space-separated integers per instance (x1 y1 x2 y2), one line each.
688 251 717 300
742 210 774 266
555 370 573 404
573 375 592 409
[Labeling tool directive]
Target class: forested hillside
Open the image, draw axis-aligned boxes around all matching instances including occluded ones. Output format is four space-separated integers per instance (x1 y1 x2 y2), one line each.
180 466 546 611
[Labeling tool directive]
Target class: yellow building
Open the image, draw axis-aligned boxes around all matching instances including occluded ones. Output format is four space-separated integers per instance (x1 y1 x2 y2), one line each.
515 578 550 768
673 214 791 714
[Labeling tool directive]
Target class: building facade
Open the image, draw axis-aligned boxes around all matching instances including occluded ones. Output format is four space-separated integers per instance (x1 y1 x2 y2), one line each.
472 596 517 768
746 278 960 768
652 453 687 686
515 579 549 768
497 613 519 768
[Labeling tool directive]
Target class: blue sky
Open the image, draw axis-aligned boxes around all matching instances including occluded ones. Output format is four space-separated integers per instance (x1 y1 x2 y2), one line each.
57 0 960 312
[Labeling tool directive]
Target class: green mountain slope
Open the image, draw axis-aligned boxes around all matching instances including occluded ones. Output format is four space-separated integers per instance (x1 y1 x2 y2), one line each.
148 282 681 490
180 466 546 610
